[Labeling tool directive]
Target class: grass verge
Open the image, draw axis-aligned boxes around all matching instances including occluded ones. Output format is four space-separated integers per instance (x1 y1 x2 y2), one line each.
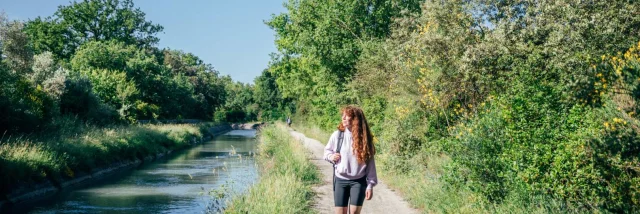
0 118 221 197
224 123 319 214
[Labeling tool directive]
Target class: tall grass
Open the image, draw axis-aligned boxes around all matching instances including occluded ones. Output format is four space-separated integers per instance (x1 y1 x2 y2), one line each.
225 123 319 214
0 118 216 196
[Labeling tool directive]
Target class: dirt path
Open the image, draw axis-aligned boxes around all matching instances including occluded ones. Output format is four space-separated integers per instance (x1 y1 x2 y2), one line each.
289 129 418 214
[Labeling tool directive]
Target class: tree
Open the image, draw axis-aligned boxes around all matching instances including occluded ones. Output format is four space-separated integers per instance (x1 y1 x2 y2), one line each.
253 69 292 120
30 51 57 84
23 17 72 60
71 41 227 120
25 0 163 60
253 69 281 110
266 0 421 83
71 40 157 120
0 15 33 74
217 76 255 122
162 49 227 119
265 0 421 126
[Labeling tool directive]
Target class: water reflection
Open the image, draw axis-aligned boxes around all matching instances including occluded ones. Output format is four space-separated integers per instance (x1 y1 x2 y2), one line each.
27 130 258 214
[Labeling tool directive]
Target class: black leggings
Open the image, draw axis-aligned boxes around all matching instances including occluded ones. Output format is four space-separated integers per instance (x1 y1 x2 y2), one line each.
334 176 367 207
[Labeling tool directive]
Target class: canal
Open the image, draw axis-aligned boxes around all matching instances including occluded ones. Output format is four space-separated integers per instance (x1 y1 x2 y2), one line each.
23 129 259 213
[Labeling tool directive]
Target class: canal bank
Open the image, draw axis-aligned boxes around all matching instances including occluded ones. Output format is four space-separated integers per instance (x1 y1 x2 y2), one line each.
224 123 319 213
1 123 260 213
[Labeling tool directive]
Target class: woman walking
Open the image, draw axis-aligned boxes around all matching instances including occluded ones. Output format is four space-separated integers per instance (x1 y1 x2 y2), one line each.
324 105 377 214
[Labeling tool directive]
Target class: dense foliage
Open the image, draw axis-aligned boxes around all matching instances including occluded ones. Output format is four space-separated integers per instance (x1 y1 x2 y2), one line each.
266 0 640 212
0 0 269 134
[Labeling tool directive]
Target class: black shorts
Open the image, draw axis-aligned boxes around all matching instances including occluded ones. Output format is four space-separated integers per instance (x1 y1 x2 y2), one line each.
334 176 367 207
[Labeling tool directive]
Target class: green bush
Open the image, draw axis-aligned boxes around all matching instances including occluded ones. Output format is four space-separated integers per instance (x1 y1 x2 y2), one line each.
59 76 118 124
448 75 639 211
0 67 52 133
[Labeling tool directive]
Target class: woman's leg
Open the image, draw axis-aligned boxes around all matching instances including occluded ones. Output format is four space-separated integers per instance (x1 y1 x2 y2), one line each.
348 177 367 214
349 206 362 214
334 178 351 214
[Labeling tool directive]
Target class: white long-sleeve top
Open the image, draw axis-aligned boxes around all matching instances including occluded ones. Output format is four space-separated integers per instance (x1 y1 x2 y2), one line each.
323 128 378 189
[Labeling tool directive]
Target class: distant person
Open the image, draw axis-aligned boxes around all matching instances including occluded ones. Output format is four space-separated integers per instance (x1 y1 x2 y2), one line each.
286 116 292 127
324 105 377 214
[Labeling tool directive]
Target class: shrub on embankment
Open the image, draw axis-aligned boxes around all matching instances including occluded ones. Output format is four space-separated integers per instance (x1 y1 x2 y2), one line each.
0 118 218 197
225 123 318 214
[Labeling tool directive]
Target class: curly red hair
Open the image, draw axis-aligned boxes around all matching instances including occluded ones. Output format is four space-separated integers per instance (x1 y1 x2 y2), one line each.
338 105 375 164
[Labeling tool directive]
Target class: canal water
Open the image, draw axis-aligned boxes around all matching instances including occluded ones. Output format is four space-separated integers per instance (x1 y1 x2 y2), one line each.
25 129 259 213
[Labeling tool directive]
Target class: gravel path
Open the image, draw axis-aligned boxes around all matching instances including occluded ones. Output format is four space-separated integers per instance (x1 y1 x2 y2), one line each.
289 129 419 214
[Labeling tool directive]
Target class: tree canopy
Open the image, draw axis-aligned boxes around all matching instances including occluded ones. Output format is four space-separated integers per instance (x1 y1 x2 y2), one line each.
25 0 163 60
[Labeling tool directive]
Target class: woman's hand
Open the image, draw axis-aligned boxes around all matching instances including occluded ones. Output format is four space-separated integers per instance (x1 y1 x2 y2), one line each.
331 153 341 163
365 189 373 200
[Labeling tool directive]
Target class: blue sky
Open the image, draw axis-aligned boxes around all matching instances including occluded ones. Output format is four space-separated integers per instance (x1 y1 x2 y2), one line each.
0 0 286 84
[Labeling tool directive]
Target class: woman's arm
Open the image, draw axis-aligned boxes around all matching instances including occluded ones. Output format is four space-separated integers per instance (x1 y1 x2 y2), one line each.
323 132 337 164
366 157 378 189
